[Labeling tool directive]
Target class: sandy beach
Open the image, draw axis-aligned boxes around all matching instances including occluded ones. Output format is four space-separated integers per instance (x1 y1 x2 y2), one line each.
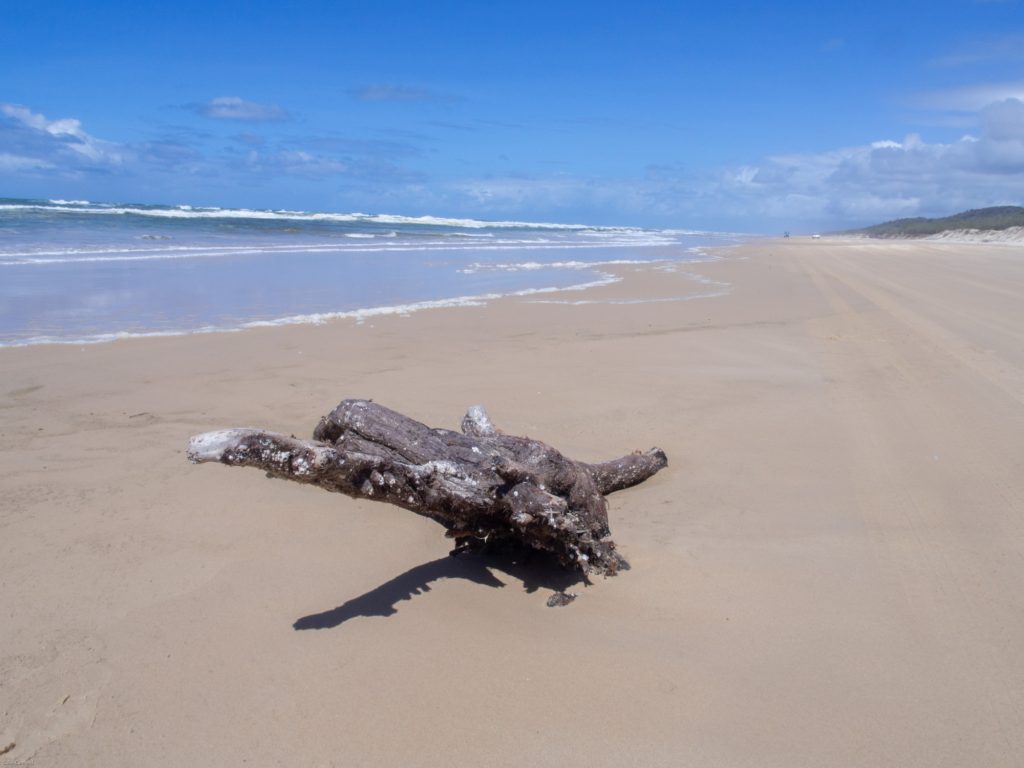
2 238 1023 767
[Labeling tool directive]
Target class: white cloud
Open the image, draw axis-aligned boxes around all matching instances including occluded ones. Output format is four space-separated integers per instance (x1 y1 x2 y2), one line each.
0 152 54 172
2 90 1021 233
422 98 1024 231
0 103 124 166
913 81 1024 111
982 98 1024 142
350 84 456 103
662 99 1024 228
187 96 289 121
241 148 348 177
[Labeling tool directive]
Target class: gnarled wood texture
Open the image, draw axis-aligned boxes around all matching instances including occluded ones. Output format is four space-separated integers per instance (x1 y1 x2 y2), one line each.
187 399 667 575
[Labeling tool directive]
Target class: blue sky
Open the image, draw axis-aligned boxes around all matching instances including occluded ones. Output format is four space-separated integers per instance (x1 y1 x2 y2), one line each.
2 0 1023 231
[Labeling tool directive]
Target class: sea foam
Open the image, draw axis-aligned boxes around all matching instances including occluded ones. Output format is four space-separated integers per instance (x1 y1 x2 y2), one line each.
0 196 739 345
2 199 648 232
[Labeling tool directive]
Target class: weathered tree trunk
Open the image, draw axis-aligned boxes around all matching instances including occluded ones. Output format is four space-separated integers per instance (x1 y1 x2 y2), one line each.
187 399 667 575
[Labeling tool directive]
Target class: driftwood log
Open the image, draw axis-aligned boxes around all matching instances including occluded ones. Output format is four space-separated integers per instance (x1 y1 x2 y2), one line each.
187 399 667 575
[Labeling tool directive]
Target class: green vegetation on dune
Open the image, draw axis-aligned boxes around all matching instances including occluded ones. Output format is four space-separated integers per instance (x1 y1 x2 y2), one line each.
846 206 1024 237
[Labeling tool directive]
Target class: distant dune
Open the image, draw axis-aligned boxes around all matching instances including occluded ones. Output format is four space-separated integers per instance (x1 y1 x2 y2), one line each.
844 205 1024 241
922 225 1024 244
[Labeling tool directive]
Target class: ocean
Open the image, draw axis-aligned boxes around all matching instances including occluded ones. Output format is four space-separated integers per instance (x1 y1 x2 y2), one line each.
0 198 737 346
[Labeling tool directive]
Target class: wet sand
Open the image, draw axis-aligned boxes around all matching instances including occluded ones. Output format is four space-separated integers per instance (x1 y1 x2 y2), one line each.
2 238 1023 766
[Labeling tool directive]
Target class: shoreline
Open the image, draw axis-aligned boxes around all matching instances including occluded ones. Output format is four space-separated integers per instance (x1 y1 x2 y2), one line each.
0 249 729 348
3 238 1023 766
1 196 742 349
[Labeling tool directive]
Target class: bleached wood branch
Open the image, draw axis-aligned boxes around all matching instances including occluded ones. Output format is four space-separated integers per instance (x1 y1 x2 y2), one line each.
189 400 667 575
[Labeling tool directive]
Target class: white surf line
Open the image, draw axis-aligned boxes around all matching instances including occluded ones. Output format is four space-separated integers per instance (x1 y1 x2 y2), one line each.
0 325 245 348
0 249 735 346
0 239 680 266
239 274 622 329
0 202 652 232
0 274 622 347
526 254 732 305
526 290 730 306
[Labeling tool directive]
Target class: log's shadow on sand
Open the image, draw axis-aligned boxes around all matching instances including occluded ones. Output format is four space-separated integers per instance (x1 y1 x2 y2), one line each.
293 550 586 630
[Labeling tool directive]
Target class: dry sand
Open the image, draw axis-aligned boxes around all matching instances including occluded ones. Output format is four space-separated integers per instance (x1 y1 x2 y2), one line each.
2 238 1023 766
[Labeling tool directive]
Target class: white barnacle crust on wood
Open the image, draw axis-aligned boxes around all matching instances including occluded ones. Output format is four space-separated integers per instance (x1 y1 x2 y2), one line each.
188 399 667 575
